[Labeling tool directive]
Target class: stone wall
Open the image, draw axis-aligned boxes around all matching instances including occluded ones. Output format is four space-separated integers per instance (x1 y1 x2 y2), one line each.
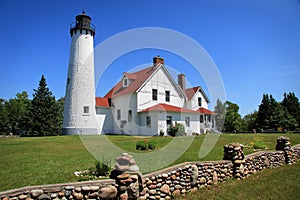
1 139 300 200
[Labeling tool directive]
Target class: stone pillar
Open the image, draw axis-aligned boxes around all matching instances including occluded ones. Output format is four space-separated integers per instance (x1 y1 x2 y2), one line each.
223 143 245 179
276 136 292 164
109 153 143 200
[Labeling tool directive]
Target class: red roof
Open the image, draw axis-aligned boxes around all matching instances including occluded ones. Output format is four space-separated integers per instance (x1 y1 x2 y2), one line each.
140 103 198 113
95 97 109 107
197 107 216 115
140 103 215 114
184 86 210 103
185 86 200 100
104 66 157 98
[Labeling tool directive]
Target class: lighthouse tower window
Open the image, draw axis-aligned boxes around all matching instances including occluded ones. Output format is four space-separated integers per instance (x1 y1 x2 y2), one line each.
83 106 89 114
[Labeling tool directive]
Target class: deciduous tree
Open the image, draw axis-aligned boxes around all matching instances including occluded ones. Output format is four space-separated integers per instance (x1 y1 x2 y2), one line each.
224 101 242 132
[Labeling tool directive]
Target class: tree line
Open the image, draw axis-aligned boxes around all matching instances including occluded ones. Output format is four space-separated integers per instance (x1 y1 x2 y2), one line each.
1 75 299 135
214 92 300 133
0 75 64 136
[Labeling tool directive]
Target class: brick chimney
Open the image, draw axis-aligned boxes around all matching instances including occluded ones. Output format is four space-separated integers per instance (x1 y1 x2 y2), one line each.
153 55 164 66
178 74 186 91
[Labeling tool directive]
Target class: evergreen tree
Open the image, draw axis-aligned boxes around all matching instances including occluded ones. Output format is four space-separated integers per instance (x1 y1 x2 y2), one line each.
214 99 226 131
0 99 8 134
281 92 300 129
256 93 298 132
224 101 242 132
256 94 273 131
27 75 61 136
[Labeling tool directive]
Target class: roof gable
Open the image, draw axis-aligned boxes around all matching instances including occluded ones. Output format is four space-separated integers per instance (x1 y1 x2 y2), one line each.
104 66 157 98
104 64 186 99
185 86 210 103
136 65 186 99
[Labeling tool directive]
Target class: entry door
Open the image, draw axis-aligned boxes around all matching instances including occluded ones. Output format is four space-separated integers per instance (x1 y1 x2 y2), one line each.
166 116 172 128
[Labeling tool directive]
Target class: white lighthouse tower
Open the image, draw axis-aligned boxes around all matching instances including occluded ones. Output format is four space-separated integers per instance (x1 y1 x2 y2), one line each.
62 11 99 135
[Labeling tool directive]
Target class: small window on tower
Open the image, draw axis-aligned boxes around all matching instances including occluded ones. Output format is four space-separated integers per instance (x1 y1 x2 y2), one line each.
83 106 89 114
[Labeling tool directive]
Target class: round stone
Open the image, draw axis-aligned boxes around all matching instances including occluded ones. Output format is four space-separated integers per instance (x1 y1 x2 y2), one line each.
81 186 90 192
31 189 44 198
162 173 168 178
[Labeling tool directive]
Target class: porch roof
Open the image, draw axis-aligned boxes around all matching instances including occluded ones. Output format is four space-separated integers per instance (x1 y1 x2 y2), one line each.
139 103 215 114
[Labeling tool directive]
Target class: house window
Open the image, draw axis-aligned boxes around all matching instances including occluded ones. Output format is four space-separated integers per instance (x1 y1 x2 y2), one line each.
207 115 211 122
108 98 113 107
123 77 128 87
117 109 121 120
83 106 89 114
146 116 151 128
165 91 170 102
185 117 190 127
128 110 132 122
166 116 172 128
200 115 204 123
152 89 157 101
198 97 202 107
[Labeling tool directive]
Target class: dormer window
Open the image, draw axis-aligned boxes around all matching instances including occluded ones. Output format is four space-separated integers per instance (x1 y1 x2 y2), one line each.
123 76 128 87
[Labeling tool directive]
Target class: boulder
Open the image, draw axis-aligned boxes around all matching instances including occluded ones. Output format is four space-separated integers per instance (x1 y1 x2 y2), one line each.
160 184 170 194
98 185 117 200
31 189 44 198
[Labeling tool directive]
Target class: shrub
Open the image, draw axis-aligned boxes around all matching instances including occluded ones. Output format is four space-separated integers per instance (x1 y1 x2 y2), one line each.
148 140 157 150
159 129 165 136
136 140 157 150
253 141 267 150
95 158 112 177
168 123 185 136
136 140 148 150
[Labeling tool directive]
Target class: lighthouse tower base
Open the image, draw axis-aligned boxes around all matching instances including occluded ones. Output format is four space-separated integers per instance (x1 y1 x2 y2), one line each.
62 127 99 135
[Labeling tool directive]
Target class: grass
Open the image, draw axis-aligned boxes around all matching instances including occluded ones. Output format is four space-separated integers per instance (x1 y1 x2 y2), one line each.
0 133 299 192
177 161 300 200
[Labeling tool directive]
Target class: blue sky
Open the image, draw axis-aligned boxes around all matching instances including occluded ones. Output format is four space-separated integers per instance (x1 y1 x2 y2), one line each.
0 0 299 116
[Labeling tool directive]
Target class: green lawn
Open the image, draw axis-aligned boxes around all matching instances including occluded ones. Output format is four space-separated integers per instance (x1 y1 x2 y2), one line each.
177 161 300 200
0 133 299 192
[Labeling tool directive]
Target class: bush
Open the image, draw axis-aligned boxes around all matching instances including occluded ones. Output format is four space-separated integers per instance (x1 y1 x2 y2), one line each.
95 158 112 177
136 140 148 150
159 129 165 136
253 141 267 150
148 140 157 150
168 123 185 136
136 140 157 150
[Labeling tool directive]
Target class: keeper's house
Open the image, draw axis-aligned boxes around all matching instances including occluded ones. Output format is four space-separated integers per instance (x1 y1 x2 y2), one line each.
95 56 216 136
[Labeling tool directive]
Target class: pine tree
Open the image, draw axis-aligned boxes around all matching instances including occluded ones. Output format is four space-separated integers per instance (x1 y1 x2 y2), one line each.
27 75 61 136
256 94 272 131
281 92 300 129
214 99 226 131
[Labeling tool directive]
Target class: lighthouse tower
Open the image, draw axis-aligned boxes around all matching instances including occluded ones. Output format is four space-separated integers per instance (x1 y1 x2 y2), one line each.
62 11 99 135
